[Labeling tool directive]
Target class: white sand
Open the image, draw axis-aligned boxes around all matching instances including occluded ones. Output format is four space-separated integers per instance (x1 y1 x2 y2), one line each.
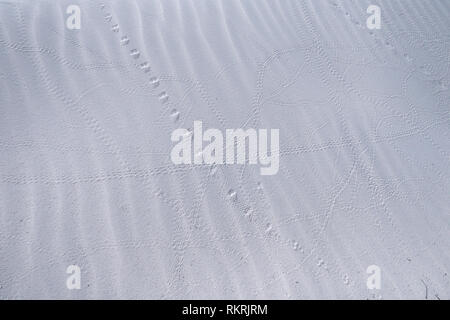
0 0 449 299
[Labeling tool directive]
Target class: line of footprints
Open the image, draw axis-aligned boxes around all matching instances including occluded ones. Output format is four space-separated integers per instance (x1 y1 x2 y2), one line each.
99 2 307 259
100 4 171 108
96 3 356 289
